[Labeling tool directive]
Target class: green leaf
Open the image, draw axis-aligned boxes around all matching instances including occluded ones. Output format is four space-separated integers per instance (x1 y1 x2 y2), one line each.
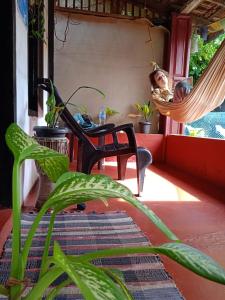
154 243 225 285
101 268 134 300
5 123 69 182
53 242 128 300
70 243 225 285
105 107 119 117
5 123 38 160
45 79 60 127
134 102 153 121
36 154 69 182
47 173 133 208
45 111 55 127
46 93 56 108
55 171 85 188
103 268 124 281
0 285 9 296
45 173 178 241
45 279 72 300
190 33 225 83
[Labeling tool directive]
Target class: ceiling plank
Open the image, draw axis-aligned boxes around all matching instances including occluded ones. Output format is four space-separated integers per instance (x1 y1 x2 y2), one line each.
191 14 211 26
207 0 225 8
181 0 205 14
207 6 225 20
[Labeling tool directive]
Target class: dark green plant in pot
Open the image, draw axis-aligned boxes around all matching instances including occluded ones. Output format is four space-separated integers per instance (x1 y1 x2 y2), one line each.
34 80 105 138
0 123 225 299
44 80 63 128
43 81 106 128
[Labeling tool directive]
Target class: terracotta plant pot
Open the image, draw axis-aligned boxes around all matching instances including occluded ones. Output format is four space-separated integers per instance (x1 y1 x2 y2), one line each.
139 121 151 134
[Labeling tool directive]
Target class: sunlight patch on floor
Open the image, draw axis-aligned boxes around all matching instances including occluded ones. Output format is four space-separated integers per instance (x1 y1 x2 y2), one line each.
104 161 200 202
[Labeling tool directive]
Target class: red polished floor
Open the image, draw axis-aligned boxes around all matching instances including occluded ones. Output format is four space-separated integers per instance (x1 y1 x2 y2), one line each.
83 161 225 300
1 161 225 299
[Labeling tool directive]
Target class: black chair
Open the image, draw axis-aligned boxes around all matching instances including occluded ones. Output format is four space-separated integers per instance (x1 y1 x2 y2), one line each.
38 78 152 196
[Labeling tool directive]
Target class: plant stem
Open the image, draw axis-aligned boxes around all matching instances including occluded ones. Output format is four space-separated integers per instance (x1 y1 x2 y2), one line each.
10 159 22 299
24 267 64 300
39 210 57 279
21 203 49 279
45 278 72 300
71 247 157 262
55 86 105 125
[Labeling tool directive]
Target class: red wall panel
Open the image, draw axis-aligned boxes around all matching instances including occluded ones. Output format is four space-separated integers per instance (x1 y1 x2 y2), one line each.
162 14 192 135
102 133 165 163
71 133 165 164
165 135 225 188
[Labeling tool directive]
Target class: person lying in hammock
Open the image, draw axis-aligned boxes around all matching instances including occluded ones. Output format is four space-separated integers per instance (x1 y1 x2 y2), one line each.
149 69 192 103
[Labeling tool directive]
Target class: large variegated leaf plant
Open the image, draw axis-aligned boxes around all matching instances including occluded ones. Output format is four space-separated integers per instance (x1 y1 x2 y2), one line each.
1 123 225 299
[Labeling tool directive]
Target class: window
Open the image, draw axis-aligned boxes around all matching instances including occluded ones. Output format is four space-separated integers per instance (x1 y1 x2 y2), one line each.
185 101 225 139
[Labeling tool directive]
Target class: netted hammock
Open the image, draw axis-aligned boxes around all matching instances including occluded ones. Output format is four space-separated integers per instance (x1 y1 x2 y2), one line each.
152 39 225 123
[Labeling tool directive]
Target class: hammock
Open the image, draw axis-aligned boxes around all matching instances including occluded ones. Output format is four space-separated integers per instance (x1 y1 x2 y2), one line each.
152 39 225 123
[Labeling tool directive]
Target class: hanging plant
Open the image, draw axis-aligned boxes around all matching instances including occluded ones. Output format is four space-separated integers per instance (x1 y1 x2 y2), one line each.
29 0 45 41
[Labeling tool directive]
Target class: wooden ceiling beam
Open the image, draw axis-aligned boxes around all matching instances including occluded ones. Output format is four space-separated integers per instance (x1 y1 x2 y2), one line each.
191 14 211 26
207 6 225 20
129 0 169 15
206 0 225 8
180 0 205 14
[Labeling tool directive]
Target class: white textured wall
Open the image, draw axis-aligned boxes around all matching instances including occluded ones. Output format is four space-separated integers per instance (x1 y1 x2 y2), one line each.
54 13 167 132
15 0 48 202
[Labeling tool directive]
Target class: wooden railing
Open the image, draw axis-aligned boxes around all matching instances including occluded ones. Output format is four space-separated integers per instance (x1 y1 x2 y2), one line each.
55 0 149 19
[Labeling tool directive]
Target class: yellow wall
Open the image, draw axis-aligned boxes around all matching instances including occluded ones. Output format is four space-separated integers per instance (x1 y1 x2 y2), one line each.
54 13 167 132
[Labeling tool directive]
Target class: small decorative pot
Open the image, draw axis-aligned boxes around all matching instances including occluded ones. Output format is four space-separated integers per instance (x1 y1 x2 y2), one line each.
33 126 70 209
139 121 151 134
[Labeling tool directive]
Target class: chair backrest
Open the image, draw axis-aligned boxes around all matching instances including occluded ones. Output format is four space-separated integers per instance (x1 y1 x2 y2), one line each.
38 78 95 149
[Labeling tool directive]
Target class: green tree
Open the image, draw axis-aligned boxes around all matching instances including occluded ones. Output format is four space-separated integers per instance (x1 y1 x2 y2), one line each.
189 33 225 84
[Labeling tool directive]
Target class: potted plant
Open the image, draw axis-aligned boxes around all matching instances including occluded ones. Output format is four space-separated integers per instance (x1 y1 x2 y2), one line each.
134 102 153 134
33 80 106 138
1 123 225 299
33 80 70 208
33 80 106 208
33 80 69 138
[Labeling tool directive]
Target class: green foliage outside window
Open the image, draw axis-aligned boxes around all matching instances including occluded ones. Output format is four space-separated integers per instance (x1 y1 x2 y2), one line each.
189 33 225 84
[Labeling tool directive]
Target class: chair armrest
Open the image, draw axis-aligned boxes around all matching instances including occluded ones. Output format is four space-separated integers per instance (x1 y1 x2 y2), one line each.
87 123 133 136
85 123 115 133
87 123 137 149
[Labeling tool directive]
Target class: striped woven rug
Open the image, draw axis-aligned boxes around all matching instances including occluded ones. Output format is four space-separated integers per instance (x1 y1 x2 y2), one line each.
0 211 184 299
